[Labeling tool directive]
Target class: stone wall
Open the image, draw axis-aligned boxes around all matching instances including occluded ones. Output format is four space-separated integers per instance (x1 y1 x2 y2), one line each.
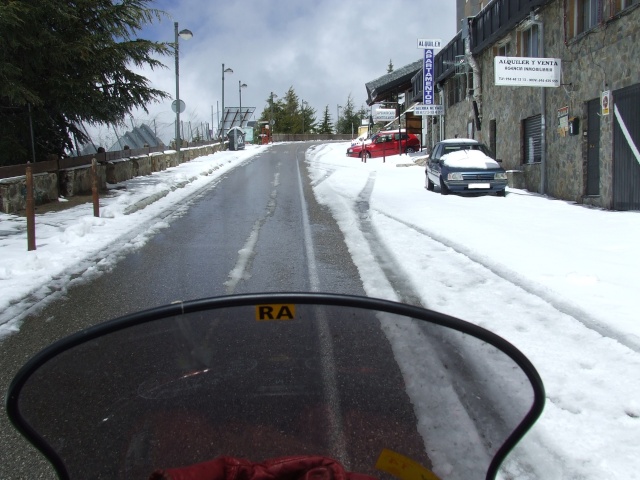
0 173 58 214
59 164 107 197
0 144 221 214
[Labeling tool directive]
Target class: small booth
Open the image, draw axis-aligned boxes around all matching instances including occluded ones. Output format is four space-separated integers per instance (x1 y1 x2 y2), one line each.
227 127 246 151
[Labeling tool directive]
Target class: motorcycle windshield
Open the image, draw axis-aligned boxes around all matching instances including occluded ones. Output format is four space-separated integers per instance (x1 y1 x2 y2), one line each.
6 294 544 480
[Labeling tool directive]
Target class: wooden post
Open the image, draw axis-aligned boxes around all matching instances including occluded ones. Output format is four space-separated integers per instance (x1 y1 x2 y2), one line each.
92 158 99 217
26 166 36 251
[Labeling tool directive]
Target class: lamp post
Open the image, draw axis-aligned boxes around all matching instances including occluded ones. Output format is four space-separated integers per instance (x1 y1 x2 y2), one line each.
174 22 193 159
269 92 278 143
239 81 247 127
301 100 308 134
336 105 342 134
221 64 233 143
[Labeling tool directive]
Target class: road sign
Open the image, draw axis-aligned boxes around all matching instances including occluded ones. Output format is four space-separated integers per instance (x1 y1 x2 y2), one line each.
171 99 186 113
415 104 444 116
417 39 442 49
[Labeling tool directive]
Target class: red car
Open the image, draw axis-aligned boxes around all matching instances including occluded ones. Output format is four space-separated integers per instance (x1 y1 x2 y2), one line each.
346 131 420 159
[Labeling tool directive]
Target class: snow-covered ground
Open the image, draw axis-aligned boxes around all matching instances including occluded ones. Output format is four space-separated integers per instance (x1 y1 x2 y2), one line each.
1 142 639 479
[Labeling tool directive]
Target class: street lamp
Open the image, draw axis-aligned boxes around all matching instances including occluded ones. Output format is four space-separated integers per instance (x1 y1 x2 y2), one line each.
221 64 233 143
269 92 278 143
239 81 247 127
174 22 193 159
301 100 308 134
337 105 342 133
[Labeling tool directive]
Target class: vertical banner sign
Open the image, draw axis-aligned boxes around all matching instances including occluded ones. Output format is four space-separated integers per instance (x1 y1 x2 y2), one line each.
423 49 434 105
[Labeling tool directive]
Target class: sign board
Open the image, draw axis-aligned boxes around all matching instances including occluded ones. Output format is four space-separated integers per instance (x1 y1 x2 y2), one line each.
243 126 254 143
415 104 444 116
423 48 435 105
374 108 396 122
601 90 611 116
557 106 569 136
417 39 442 49
494 56 561 87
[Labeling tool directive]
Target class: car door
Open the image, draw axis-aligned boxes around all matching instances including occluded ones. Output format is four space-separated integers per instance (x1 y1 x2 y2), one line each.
391 133 402 154
370 134 391 157
427 144 442 181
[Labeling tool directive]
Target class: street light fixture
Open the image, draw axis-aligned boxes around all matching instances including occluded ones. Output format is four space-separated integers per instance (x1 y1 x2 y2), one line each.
269 92 278 143
337 105 343 133
174 22 193 159
221 64 233 144
239 81 247 127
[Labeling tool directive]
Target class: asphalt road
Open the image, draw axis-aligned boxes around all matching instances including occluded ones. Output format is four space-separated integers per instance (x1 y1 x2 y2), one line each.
1 144 430 479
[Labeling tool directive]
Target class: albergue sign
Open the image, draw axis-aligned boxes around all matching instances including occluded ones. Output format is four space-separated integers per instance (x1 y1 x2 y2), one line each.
494 56 561 87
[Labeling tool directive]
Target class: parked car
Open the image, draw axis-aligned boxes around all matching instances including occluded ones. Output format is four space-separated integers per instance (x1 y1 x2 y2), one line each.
347 131 420 159
425 139 508 196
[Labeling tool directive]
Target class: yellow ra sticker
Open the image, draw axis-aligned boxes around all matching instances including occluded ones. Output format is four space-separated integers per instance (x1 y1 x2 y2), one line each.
256 304 296 321
375 449 441 480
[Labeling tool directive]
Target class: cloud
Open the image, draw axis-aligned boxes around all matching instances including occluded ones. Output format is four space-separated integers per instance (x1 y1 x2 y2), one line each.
95 0 457 145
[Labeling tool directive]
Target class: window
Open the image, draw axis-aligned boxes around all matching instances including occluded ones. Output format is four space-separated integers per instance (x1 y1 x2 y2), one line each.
446 74 468 108
497 42 510 57
610 0 639 16
519 24 539 57
493 37 511 57
566 0 602 38
579 0 600 31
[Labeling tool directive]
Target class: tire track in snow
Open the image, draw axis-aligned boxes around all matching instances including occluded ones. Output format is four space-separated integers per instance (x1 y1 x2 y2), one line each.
354 172 426 307
369 203 640 354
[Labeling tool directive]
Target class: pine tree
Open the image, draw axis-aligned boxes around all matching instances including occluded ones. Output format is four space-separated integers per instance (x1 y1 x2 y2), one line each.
279 87 301 134
317 106 333 134
256 86 317 135
336 94 362 135
300 101 317 134
387 59 394 73
0 0 170 165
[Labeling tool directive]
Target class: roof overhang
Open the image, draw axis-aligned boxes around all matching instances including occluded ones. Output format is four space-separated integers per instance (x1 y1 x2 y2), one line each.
365 60 422 106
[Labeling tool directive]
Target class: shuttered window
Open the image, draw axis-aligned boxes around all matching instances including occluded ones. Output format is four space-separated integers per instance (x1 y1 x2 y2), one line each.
523 115 542 164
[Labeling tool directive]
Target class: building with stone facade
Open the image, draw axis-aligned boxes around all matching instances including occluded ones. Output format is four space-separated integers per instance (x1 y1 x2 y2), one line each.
423 0 640 210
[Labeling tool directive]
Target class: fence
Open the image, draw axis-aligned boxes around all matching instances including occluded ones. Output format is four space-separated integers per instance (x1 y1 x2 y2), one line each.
0 141 222 214
0 140 215 181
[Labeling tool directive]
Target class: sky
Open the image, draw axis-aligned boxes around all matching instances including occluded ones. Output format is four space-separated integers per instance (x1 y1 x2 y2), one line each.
90 0 457 146
1 143 639 478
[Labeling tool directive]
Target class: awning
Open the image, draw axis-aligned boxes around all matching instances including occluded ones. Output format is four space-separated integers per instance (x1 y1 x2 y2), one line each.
365 60 422 106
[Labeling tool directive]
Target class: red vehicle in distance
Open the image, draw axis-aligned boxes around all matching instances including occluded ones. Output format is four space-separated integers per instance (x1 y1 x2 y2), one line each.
346 131 420 159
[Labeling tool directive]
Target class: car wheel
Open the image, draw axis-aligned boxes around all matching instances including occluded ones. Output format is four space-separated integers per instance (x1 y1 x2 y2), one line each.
426 176 435 191
497 189 507 197
361 151 371 160
439 178 449 195
405 147 416 154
